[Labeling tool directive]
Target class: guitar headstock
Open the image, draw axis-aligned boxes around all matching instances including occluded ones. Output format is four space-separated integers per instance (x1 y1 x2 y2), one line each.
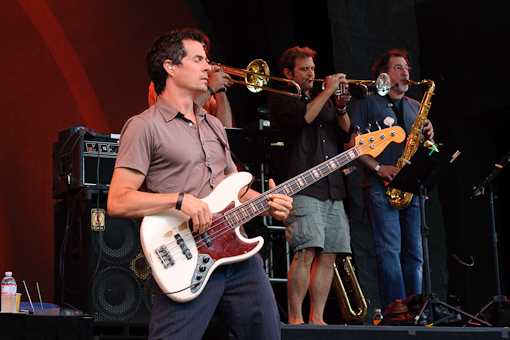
354 126 405 158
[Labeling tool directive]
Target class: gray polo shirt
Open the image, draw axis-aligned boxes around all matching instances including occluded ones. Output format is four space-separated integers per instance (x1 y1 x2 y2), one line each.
115 96 237 199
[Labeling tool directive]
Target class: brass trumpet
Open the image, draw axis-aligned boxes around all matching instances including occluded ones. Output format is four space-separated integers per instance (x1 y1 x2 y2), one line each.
313 73 392 100
211 59 302 98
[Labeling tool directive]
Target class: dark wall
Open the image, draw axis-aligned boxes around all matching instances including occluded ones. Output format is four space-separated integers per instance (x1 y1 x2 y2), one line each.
414 0 510 312
1 0 507 315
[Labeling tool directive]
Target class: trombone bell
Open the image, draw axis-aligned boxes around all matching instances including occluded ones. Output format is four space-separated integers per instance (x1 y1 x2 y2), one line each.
245 59 269 93
211 59 302 98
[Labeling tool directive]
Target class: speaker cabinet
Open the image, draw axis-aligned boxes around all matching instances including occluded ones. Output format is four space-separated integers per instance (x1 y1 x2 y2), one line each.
54 189 153 322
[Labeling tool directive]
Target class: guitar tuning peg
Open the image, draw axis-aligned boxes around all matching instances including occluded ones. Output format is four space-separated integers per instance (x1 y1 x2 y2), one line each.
364 123 371 134
355 126 361 136
376 121 382 130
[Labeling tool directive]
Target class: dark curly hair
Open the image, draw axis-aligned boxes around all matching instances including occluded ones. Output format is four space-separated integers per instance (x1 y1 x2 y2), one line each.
146 28 210 95
371 48 409 79
279 46 317 75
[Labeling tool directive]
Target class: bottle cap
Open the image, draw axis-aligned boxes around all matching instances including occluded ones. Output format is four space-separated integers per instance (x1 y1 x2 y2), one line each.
5 272 12 276
375 308 381 313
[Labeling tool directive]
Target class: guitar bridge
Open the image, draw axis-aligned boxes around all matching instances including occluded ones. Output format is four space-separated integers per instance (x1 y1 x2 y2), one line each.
155 245 175 269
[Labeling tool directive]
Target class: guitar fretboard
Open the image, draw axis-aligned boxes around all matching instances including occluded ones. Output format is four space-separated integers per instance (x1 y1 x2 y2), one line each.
224 147 361 227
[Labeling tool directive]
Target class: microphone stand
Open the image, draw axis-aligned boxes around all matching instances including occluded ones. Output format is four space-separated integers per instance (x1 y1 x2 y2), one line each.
470 150 510 326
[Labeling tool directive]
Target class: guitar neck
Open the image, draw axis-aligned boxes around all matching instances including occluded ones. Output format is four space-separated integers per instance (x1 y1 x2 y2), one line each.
225 147 361 227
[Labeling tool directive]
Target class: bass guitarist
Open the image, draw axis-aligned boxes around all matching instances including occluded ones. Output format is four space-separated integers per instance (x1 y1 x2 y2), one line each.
107 29 293 340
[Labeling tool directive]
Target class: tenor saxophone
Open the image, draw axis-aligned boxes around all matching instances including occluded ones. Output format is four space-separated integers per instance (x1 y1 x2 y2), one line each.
385 79 435 209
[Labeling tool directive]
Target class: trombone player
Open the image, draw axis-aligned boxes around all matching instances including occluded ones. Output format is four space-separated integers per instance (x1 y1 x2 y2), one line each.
269 46 353 325
148 62 235 128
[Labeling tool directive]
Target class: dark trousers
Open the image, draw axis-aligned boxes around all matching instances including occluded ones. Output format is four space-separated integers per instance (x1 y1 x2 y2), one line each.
149 254 281 339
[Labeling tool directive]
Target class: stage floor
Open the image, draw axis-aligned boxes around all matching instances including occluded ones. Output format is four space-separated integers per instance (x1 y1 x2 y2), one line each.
92 321 510 339
281 324 509 340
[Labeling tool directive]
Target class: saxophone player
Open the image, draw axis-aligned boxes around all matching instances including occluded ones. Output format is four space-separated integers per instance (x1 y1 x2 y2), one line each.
351 49 434 313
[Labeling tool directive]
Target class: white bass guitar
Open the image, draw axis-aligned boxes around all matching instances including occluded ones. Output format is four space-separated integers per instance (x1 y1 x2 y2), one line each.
140 126 405 302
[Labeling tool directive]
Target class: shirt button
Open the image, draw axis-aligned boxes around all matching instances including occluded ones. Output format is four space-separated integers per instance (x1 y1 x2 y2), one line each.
322 140 326 143
325 156 329 159
189 122 193 127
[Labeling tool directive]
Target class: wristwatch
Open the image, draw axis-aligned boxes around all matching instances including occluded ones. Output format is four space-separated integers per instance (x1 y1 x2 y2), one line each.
374 164 381 172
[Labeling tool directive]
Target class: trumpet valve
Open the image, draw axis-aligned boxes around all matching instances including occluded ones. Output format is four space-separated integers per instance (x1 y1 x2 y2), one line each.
335 83 347 98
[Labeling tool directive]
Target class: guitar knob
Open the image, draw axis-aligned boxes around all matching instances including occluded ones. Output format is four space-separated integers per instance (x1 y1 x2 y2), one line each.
355 126 361 136
376 121 381 130
196 274 203 280
203 257 210 263
199 265 206 272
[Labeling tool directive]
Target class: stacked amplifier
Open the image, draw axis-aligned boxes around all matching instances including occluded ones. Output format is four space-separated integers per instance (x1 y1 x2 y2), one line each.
52 127 154 324
52 127 120 199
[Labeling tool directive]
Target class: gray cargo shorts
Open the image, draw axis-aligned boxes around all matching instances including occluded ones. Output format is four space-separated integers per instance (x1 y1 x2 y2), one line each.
283 194 351 254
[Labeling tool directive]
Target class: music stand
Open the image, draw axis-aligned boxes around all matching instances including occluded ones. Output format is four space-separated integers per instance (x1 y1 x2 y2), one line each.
388 146 491 326
225 128 282 164
470 150 510 326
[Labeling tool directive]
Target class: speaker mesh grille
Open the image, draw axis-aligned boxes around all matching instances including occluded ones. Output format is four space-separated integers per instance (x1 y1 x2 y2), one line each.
54 192 153 322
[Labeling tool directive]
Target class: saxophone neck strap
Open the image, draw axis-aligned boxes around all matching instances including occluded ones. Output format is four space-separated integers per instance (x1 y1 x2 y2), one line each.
385 95 406 132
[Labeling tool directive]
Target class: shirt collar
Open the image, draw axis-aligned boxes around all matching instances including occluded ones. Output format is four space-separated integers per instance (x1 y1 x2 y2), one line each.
155 96 207 122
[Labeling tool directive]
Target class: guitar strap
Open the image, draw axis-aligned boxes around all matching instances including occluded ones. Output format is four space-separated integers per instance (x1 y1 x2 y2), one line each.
204 118 252 199
204 118 249 172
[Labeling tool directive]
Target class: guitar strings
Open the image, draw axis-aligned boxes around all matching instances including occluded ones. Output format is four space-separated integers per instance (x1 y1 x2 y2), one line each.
159 135 393 263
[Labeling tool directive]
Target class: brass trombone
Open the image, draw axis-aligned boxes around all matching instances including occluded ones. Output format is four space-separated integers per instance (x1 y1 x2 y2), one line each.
332 256 369 324
314 73 392 100
211 59 302 99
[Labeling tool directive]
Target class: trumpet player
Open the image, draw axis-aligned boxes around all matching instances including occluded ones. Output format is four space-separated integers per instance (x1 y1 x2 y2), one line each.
351 49 435 313
269 46 353 325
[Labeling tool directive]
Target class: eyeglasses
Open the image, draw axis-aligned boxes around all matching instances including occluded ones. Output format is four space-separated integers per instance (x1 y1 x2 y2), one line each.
389 64 411 72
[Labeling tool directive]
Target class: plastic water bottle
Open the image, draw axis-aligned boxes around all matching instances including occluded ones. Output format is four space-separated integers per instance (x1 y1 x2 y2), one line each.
1 272 17 313
373 308 383 325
